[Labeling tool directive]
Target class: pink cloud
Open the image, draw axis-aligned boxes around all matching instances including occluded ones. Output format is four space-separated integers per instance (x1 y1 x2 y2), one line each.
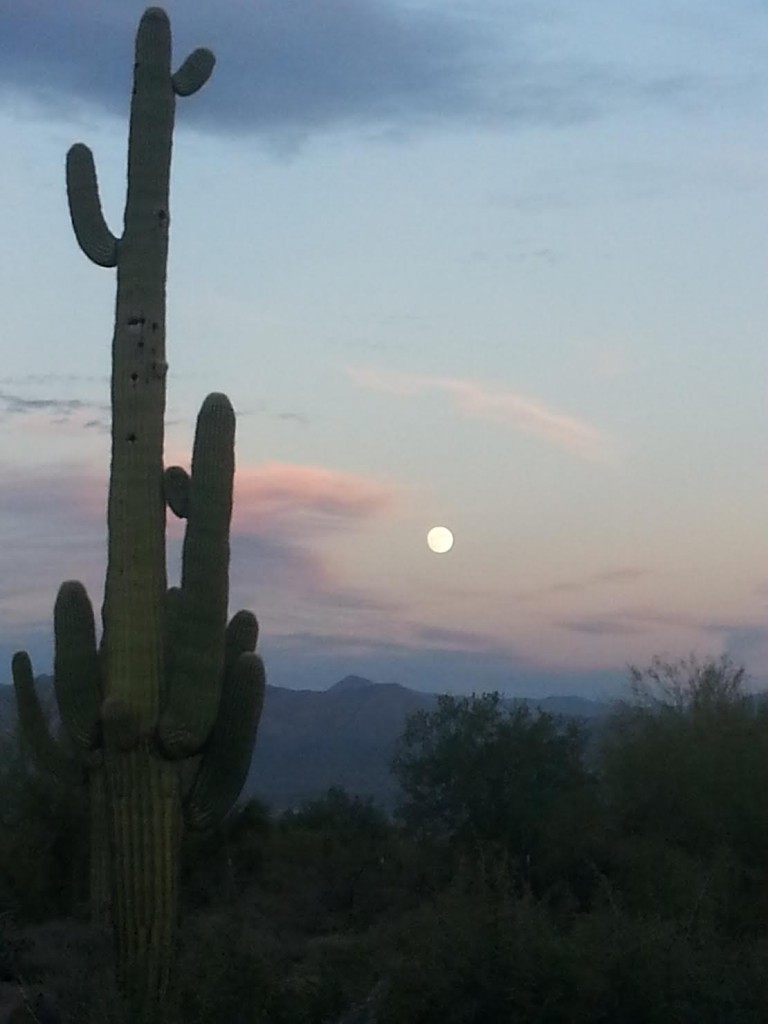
0 458 402 656
347 366 608 461
231 461 397 532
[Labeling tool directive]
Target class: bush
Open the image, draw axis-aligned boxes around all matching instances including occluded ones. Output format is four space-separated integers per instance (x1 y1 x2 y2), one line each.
598 655 768 936
0 917 126 1023
0 729 88 922
175 906 378 1024
377 858 768 1024
392 693 602 901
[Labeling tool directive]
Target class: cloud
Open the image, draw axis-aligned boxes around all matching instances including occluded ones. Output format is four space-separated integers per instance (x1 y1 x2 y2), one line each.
514 567 649 604
221 465 403 635
0 1 712 141
259 628 627 696
226 533 404 652
719 625 768 684
349 366 608 460
0 0 491 135
0 374 108 386
0 456 401 678
554 605 757 646
515 568 648 603
550 611 768 690
593 568 648 584
231 461 397 531
0 391 110 430
275 411 309 427
556 617 647 637
412 624 505 651
0 454 402 664
0 464 108 665
0 462 104 529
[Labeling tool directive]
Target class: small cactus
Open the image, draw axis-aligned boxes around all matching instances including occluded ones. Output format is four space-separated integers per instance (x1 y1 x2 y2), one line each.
13 9 265 1021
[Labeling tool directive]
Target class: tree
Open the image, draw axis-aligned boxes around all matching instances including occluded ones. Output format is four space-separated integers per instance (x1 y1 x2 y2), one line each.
392 693 599 895
598 655 768 933
273 788 396 928
0 725 88 921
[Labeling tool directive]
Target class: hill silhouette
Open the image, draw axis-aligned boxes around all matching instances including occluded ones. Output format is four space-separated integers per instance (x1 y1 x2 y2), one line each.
0 675 609 810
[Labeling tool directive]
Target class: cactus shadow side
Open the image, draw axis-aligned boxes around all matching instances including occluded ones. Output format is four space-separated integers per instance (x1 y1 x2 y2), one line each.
11 8 266 1022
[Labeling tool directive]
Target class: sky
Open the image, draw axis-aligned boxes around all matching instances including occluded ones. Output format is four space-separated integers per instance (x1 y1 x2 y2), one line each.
1 0 768 699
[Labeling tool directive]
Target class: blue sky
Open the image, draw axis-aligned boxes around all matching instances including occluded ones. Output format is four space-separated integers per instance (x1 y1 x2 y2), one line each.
1 0 768 697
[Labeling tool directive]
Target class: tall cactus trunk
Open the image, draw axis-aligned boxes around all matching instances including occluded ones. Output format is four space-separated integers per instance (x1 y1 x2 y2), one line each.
103 6 171 730
89 765 111 927
12 10 266 1023
77 13 175 1014
107 745 181 1019
100 14 175 1009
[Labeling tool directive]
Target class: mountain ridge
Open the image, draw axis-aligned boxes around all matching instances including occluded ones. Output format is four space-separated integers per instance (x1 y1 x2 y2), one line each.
0 675 610 810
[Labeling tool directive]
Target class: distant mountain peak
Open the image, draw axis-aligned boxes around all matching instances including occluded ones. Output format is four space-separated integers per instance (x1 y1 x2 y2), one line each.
327 674 376 693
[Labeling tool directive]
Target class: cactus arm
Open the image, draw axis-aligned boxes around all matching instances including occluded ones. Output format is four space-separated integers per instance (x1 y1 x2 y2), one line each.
53 581 102 750
159 393 235 757
178 609 258 803
66 144 119 267
172 47 215 96
163 465 190 518
225 610 259 665
184 651 266 831
11 652 85 785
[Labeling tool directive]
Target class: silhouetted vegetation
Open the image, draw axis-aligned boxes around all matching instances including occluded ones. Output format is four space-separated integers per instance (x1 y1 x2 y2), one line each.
4 655 768 1022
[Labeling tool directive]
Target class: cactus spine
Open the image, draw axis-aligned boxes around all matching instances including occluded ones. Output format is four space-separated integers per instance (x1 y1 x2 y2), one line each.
12 9 265 1021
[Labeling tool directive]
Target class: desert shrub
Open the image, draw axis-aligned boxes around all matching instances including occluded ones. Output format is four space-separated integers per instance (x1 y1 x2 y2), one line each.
181 797 274 913
0 729 88 922
225 787 402 937
598 656 768 936
392 693 603 903
175 906 377 1024
1 917 126 1024
377 859 768 1024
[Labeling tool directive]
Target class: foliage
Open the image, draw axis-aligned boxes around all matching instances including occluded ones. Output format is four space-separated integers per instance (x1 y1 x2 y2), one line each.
391 692 601 896
181 797 274 912
263 788 401 932
599 654 768 934
176 910 377 1024
0 917 126 1024
0 728 88 922
378 859 768 1024
9 656 768 1021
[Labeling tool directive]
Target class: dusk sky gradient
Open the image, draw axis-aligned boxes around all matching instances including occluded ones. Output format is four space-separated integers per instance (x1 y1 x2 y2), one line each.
2 0 768 697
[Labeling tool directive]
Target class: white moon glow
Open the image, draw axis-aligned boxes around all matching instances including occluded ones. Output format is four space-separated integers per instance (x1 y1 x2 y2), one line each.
427 526 454 554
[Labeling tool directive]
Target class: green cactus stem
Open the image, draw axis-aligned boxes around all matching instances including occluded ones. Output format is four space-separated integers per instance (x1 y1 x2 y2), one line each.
11 650 86 786
53 581 101 750
184 613 265 831
159 393 235 757
12 595 111 924
184 654 265 831
14 11 266 1019
92 9 215 1014
163 466 190 518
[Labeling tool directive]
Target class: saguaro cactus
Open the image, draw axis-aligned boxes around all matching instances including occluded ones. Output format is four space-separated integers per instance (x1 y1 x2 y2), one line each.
12 8 265 1021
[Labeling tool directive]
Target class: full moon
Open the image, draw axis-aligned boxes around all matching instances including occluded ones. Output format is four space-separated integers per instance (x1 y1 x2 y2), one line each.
427 526 454 554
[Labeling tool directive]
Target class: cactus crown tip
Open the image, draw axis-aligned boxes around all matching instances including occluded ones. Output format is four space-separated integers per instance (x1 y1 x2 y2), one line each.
142 6 169 20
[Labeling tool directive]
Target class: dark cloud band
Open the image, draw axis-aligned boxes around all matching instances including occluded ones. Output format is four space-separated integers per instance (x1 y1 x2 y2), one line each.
0 1 703 139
